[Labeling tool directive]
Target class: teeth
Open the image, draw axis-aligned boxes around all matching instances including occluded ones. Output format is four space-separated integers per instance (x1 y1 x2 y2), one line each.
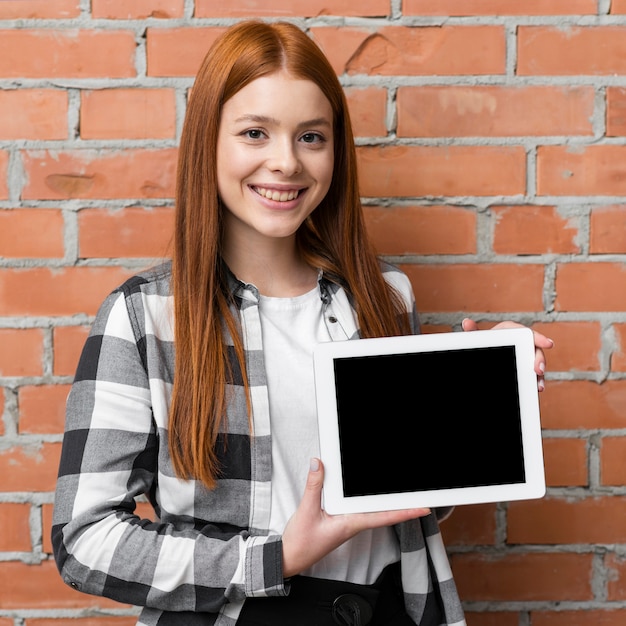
255 187 300 202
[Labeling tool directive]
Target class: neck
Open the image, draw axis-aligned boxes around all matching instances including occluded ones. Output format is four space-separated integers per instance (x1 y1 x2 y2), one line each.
222 237 317 298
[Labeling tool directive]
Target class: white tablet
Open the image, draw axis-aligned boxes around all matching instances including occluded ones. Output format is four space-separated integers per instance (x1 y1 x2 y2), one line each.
313 327 545 515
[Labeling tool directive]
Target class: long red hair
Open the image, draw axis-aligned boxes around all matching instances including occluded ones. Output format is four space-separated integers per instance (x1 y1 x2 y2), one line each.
170 20 411 488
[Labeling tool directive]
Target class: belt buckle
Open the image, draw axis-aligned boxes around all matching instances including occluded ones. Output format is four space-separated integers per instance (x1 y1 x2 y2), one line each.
331 593 373 626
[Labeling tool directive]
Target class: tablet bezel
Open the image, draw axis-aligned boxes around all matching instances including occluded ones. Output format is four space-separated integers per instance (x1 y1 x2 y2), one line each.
313 327 546 515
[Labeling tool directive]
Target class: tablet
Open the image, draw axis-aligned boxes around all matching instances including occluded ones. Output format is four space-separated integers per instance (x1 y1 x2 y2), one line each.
313 327 545 514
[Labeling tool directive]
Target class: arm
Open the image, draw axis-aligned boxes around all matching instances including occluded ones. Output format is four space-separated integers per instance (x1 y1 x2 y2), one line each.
52 286 284 612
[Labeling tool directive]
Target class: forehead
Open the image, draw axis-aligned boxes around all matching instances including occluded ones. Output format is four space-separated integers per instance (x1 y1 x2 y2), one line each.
222 70 333 123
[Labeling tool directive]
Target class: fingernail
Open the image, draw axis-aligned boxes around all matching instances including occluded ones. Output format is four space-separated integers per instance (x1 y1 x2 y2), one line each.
538 379 545 392
310 458 320 472
539 362 545 373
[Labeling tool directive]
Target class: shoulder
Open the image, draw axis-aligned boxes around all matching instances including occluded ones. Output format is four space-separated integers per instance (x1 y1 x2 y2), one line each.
378 260 420 334
114 261 172 299
90 261 173 336
378 260 414 300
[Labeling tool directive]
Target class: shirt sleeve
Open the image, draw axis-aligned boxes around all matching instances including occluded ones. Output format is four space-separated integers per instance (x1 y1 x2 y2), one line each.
51 287 286 613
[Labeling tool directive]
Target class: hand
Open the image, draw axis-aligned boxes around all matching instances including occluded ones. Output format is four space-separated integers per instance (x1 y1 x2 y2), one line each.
281 458 429 578
461 318 554 392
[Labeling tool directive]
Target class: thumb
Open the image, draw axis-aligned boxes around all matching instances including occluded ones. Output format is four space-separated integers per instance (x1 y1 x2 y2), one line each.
302 457 324 507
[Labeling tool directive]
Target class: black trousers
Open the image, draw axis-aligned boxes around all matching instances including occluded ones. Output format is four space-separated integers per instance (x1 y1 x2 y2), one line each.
236 562 427 626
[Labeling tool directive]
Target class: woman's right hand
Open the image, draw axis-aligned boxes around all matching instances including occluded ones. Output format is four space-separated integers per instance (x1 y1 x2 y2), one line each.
281 458 430 578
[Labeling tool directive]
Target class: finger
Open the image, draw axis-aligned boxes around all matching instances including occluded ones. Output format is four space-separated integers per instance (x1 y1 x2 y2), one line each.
531 332 553 390
532 330 554 350
461 318 478 332
359 507 431 527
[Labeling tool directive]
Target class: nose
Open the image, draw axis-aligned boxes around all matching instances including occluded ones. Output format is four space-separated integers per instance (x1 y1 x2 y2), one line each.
267 138 301 176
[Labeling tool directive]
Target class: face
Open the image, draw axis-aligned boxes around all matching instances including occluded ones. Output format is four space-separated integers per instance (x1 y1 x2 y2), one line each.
216 70 334 249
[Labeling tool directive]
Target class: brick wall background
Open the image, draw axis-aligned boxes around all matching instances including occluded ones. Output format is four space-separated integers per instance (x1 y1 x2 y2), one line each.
1 0 625 624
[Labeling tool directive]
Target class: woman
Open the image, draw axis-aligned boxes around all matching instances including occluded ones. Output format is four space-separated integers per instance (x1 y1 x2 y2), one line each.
52 20 552 626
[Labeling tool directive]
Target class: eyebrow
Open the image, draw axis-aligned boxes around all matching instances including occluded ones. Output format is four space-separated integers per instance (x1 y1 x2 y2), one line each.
233 114 332 128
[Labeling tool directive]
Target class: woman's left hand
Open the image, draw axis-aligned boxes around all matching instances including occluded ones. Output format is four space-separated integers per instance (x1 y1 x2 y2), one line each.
461 318 554 392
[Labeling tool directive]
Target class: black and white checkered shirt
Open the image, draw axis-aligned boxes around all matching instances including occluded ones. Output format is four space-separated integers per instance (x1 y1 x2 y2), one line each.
52 260 466 626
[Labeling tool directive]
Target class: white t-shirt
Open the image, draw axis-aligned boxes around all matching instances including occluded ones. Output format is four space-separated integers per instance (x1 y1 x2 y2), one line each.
259 286 400 584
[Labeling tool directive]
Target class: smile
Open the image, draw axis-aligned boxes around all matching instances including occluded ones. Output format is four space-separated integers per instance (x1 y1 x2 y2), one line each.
253 186 301 202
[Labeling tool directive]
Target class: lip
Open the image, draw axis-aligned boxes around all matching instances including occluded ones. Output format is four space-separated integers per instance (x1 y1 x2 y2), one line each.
250 184 307 205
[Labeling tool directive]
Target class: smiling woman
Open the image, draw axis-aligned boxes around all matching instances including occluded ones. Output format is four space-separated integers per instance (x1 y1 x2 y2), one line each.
50 19 551 626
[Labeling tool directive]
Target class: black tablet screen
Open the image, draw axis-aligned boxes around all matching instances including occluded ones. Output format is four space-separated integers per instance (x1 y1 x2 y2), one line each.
332 345 525 497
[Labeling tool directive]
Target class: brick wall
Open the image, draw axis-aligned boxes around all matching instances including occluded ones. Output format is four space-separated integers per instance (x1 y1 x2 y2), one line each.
0 0 625 624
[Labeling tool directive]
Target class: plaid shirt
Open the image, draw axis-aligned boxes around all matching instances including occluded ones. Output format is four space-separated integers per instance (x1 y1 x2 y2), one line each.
52 261 466 626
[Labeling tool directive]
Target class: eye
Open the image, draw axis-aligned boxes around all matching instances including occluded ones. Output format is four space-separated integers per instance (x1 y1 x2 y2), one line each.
300 132 325 144
243 128 266 140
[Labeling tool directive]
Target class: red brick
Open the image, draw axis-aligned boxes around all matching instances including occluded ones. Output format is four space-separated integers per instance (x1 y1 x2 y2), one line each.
19 384 71 435
357 145 526 198
22 149 177 200
404 0 596 15
542 437 588 487
539 380 626 430
600 437 626 486
0 503 31 551
464 613 519 626
518 26 626 75
195 0 389 17
555 263 626 312
401 263 544 313
78 206 174 259
492 205 580 255
538 145 626 196
421 323 454 334
451 552 593 601
0 329 44 377
0 267 133 317
0 30 136 79
312 26 505 76
590 205 626 253
398 86 594 137
607 87 626 137
135 501 158 522
0 442 61 492
612 0 626 12
0 560 128 609
26 616 137 626
91 0 184 18
53 326 90 377
531 321 601 373
0 209 65 258
146 27 225 77
509 497 626 545
440 503 497 546
0 0 80 18
612 324 626 372
345 87 387 138
364 205 476 255
0 90 67 140
532 610 626 626
607 553 626 600
80 89 176 140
